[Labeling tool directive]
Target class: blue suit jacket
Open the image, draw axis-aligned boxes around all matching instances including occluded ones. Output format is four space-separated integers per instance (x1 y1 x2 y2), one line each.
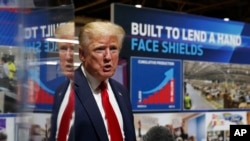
49 79 75 141
74 66 136 141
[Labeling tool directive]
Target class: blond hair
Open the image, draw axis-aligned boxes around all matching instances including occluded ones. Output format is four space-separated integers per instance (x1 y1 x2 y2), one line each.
55 22 75 38
78 21 125 49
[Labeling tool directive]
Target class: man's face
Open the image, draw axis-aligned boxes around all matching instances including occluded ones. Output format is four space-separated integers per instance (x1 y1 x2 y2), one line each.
58 39 74 79
80 35 120 81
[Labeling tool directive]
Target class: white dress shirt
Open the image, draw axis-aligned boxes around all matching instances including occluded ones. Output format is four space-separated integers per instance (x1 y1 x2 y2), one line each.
56 81 74 140
81 65 124 140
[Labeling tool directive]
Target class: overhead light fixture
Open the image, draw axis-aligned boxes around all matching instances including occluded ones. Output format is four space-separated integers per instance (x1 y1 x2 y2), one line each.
135 4 142 8
224 17 230 22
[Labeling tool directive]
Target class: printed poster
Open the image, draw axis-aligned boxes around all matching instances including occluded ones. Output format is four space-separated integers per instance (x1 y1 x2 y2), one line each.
131 56 182 111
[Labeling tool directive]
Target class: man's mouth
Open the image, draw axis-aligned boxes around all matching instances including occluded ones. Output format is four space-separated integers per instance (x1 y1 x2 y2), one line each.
103 64 112 71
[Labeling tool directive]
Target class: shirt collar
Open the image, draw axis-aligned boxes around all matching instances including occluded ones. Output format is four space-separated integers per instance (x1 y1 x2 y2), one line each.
81 65 108 91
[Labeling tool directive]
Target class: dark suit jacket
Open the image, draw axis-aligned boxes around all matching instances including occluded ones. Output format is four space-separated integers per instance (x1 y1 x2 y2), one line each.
74 66 136 141
49 79 75 141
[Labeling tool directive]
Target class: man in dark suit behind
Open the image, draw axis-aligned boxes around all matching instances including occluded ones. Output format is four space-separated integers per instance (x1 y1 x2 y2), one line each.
73 21 136 141
49 22 75 141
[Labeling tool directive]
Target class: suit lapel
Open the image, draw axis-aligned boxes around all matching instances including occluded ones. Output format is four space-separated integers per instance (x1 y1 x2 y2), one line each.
55 80 70 115
74 67 109 141
109 79 130 115
109 79 135 140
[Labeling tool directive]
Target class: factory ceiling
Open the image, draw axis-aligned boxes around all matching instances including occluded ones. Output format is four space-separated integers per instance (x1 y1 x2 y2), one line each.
72 0 250 25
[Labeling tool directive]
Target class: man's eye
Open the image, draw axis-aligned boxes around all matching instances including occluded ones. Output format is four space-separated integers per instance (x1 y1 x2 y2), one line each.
95 47 105 52
61 47 67 50
110 47 118 50
110 46 119 53
96 48 104 50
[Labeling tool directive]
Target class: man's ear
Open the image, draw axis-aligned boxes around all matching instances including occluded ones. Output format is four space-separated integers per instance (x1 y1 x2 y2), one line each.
78 46 85 62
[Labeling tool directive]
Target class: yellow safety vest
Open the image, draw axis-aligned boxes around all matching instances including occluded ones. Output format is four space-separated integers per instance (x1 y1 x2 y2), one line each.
8 62 16 79
184 96 191 109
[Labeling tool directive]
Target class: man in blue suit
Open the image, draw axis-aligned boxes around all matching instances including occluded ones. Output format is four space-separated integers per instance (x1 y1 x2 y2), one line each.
73 21 136 141
49 22 75 141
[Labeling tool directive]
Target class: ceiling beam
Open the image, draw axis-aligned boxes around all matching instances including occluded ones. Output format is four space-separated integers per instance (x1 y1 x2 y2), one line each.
185 0 237 13
74 16 105 25
74 0 107 12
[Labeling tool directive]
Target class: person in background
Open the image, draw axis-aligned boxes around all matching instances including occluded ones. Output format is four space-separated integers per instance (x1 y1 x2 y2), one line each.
49 21 75 141
1 57 9 79
165 124 174 135
7 56 16 80
0 56 9 89
54 22 75 80
187 136 195 141
74 21 136 141
174 127 188 141
0 132 7 141
7 56 17 92
141 125 174 141
138 120 142 137
184 93 192 109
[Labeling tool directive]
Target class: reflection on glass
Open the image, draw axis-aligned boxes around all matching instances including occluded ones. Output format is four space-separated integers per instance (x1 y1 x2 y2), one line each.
1 0 74 140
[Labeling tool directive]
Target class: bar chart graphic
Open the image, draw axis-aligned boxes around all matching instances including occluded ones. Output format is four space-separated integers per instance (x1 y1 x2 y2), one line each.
138 69 175 105
130 56 182 111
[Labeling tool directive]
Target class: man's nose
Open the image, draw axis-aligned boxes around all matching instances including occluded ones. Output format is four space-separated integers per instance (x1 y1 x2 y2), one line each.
65 48 74 58
104 48 111 59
